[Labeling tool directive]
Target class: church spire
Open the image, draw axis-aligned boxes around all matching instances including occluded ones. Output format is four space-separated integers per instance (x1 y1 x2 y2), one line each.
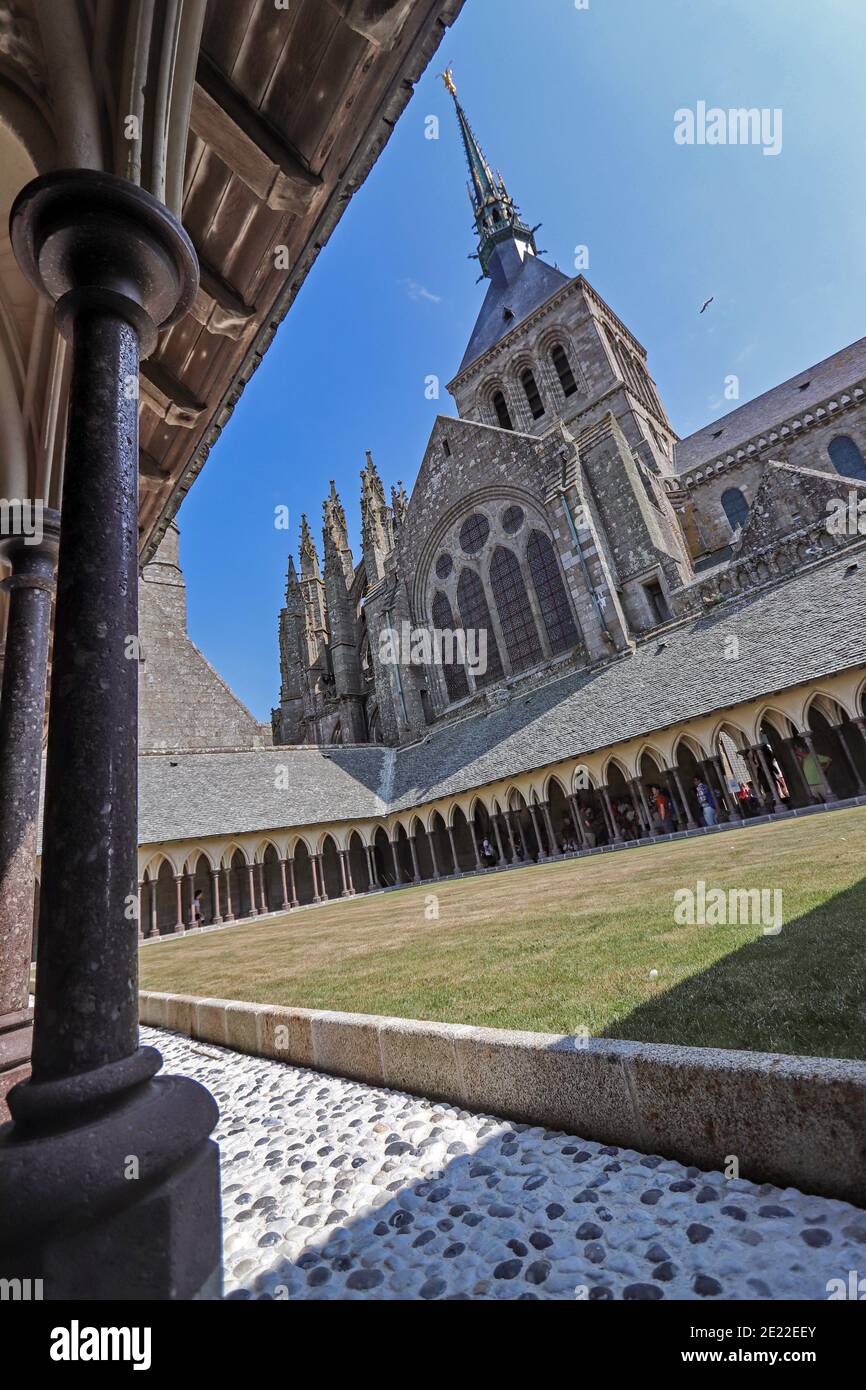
299 514 320 579
440 66 538 280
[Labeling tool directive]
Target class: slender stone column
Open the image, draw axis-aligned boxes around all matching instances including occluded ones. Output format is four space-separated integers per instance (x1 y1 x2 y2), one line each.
491 813 507 865
287 857 299 906
632 779 655 836
834 723 866 794
0 512 60 1115
712 755 742 818
751 744 782 812
365 846 377 891
258 861 269 913
407 836 421 883
390 839 403 885
0 170 220 1299
470 822 483 872
527 803 547 860
173 875 185 934
671 767 697 828
278 857 290 910
210 869 223 925
223 865 235 922
184 872 196 927
446 824 460 873
601 787 622 841
541 801 558 855
625 781 644 837
245 864 259 917
803 732 835 802
512 810 531 860
567 794 585 848
343 850 356 896
428 831 443 878
312 854 326 901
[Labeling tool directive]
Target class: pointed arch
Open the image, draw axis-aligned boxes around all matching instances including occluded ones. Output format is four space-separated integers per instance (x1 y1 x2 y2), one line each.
526 530 580 655
490 546 543 673
431 589 470 703
457 567 504 686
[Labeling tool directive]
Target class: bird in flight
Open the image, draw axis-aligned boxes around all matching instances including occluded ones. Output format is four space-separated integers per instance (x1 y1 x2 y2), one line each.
699 296 714 314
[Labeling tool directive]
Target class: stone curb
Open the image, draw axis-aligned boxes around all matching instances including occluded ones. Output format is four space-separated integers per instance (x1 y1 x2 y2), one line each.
139 991 866 1207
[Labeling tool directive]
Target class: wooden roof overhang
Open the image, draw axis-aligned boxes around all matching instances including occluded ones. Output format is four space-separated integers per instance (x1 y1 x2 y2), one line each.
138 0 464 563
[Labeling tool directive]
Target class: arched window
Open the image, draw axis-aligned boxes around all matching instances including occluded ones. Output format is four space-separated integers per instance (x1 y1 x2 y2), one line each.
457 568 503 687
492 390 513 431
431 591 469 703
551 344 578 398
521 369 545 420
526 531 579 654
490 547 543 673
721 487 750 533
828 435 866 482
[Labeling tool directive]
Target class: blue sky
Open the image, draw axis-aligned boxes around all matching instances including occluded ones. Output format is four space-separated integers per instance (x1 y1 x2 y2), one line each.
177 0 866 722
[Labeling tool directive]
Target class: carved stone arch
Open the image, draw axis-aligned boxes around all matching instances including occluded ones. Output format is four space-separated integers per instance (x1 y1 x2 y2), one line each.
141 850 174 881
600 752 629 784
509 350 547 427
221 841 250 869
537 328 586 402
253 837 281 865
633 742 668 779
477 374 514 429
183 845 215 876
753 705 798 742
801 688 845 728
542 771 568 802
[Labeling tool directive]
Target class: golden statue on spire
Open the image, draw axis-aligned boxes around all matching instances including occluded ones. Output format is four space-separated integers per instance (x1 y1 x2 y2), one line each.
440 65 457 97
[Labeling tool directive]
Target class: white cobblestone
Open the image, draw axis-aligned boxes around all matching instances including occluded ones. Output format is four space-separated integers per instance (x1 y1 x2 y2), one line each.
146 1028 866 1301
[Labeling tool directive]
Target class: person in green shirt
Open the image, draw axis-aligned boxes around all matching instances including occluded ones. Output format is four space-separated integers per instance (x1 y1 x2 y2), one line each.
794 744 832 803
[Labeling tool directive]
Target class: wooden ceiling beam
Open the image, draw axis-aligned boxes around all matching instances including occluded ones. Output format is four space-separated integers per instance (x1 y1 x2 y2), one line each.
326 0 416 49
190 260 256 341
140 363 207 430
191 56 324 214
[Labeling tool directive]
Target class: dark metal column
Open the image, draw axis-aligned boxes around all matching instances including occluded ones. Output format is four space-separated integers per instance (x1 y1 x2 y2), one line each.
0 171 220 1300
0 515 60 1117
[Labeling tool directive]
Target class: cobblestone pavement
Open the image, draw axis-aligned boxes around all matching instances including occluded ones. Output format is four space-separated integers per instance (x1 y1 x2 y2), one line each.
146 1028 866 1302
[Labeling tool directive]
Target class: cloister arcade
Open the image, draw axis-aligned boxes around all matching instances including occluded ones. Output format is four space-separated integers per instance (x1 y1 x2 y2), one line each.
136 671 866 936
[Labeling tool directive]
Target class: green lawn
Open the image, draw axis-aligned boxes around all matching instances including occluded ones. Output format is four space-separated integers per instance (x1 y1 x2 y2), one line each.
139 807 866 1060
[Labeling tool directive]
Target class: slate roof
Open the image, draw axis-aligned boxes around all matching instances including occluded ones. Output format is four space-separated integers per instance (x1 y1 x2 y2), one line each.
139 745 391 845
675 337 866 475
457 253 571 374
138 549 866 844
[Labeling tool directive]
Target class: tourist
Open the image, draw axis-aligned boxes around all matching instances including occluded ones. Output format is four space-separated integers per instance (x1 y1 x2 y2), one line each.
794 742 832 803
581 806 597 848
480 836 497 866
693 774 718 827
652 784 675 834
191 889 204 927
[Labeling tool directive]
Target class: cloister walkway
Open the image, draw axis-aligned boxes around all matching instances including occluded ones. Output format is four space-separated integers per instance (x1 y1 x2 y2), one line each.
140 790 866 945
